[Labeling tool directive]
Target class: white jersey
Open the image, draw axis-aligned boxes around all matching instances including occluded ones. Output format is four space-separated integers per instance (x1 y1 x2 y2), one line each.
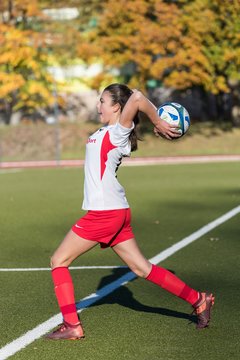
82 122 134 210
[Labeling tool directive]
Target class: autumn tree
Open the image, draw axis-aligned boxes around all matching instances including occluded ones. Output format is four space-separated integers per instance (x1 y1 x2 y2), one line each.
0 0 106 124
1 1 239 123
78 0 181 89
174 0 240 122
0 0 55 124
78 0 240 122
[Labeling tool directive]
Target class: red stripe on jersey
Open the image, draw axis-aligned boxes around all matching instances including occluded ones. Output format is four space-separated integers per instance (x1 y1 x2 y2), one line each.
100 130 117 180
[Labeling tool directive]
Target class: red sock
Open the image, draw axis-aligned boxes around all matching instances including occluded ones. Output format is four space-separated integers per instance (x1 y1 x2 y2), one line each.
146 264 199 305
51 267 79 325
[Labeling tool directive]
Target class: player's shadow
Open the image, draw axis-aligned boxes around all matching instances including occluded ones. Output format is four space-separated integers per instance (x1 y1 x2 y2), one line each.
76 267 197 325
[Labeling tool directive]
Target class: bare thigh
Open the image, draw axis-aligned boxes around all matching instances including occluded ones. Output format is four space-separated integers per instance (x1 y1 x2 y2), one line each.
112 238 152 278
51 230 98 269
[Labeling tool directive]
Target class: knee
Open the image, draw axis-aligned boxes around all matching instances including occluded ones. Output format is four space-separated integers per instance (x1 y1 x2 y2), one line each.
50 255 58 269
130 263 152 279
50 254 71 269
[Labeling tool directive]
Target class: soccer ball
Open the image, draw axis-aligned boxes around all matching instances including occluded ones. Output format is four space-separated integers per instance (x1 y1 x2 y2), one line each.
157 102 190 137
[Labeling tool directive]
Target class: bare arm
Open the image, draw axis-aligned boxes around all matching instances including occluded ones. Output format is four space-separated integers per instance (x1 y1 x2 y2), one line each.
119 90 180 140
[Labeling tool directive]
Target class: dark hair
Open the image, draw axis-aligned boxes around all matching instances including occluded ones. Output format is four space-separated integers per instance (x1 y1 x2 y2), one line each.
103 83 140 152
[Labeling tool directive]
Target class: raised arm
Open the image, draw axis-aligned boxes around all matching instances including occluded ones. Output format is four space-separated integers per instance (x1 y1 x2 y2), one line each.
119 90 180 140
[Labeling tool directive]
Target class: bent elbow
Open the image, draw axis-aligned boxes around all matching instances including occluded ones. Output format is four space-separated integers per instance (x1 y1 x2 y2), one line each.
132 90 142 101
131 90 143 108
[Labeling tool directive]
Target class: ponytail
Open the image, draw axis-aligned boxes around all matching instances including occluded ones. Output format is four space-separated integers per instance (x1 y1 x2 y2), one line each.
129 114 140 152
103 83 141 152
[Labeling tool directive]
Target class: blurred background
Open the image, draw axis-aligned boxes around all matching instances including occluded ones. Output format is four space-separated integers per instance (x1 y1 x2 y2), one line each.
0 0 239 163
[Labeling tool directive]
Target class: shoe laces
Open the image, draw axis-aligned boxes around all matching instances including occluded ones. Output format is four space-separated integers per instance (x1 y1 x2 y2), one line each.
193 293 207 315
53 323 67 333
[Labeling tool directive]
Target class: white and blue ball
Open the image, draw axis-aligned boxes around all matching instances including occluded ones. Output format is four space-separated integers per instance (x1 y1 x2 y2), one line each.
157 102 190 137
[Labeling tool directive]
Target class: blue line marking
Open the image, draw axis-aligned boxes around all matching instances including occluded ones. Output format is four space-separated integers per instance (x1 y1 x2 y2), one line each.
76 271 136 309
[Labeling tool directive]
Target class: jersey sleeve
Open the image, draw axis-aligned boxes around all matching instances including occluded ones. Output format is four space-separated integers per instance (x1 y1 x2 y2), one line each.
110 122 135 148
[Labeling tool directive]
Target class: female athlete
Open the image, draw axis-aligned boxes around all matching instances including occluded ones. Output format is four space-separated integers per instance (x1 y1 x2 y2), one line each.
46 83 214 340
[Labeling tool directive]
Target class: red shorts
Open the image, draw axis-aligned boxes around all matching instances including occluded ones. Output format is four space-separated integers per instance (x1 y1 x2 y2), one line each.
72 208 135 248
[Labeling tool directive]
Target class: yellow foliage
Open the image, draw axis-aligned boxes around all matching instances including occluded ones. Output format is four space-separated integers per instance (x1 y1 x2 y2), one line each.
86 72 117 91
78 0 240 95
0 72 25 97
215 76 229 93
26 81 50 99
0 9 55 114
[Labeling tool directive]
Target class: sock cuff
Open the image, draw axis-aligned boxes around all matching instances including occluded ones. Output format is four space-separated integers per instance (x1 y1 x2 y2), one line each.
146 264 167 283
52 267 72 286
146 263 155 280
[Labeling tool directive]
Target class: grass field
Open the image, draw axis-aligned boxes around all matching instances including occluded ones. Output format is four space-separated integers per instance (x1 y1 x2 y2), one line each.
0 163 240 359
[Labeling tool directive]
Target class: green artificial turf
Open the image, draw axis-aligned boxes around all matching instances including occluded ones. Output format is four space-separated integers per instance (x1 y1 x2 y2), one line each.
0 163 239 359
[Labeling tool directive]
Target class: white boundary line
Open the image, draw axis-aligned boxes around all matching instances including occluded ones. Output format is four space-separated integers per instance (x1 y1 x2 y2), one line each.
0 204 239 360
0 169 22 174
0 266 128 272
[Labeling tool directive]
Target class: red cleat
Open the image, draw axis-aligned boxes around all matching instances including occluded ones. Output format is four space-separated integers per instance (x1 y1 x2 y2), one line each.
192 292 215 329
45 321 85 340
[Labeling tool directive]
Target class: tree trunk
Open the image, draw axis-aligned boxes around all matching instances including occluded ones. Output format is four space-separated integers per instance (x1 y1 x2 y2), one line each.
215 92 232 122
231 86 240 127
3 101 13 125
